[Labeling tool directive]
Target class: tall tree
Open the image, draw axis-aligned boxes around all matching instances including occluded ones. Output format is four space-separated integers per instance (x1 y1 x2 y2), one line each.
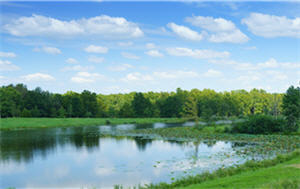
132 92 152 117
282 86 300 132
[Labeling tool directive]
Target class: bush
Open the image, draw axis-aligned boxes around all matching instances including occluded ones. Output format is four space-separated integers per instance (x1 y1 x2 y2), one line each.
230 115 287 134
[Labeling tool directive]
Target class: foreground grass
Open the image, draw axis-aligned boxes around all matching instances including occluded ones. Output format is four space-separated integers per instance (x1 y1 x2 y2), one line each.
180 155 300 189
142 150 300 189
0 117 186 130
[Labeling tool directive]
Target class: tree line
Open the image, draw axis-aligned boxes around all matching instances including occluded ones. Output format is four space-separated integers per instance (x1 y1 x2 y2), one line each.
0 83 286 119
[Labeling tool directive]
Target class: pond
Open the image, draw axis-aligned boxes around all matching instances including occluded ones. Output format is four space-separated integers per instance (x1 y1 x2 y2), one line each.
1 122 259 189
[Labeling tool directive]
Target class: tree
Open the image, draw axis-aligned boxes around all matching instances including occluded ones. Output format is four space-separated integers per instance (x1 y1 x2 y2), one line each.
119 102 134 118
181 96 198 120
132 92 152 117
58 107 66 118
282 86 300 132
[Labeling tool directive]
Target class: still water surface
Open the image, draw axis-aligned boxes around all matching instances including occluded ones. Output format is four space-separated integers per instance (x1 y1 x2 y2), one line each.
1 122 253 188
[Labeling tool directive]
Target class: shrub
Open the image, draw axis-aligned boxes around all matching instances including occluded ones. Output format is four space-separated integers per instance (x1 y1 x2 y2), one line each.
230 115 287 134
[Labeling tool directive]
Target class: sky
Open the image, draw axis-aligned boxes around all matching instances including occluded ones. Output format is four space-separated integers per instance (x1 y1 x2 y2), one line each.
0 1 299 94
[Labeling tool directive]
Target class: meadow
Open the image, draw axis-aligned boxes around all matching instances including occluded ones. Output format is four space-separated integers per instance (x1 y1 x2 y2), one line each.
141 150 300 189
0 117 186 130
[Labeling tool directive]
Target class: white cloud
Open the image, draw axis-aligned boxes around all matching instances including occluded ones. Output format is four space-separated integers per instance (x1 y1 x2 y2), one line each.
153 70 199 79
242 13 300 38
166 47 230 59
237 73 261 84
121 70 198 83
22 73 55 82
186 16 249 43
211 58 300 71
280 62 300 69
0 60 20 71
118 41 133 47
34 46 61 55
61 65 94 72
71 71 106 83
257 58 278 68
244 46 257 50
167 22 204 41
88 56 104 63
0 51 16 58
266 70 288 81
145 50 164 57
121 52 140 60
108 64 133 71
66 58 78 64
146 43 156 49
121 72 153 82
4 14 143 39
186 16 236 32
84 45 108 54
204 69 222 77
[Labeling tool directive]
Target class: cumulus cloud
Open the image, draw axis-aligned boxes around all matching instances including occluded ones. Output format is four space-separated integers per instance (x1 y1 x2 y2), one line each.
71 71 107 83
186 16 249 43
146 43 156 49
0 52 16 58
153 70 199 79
66 58 78 64
34 46 61 55
88 56 104 63
121 72 153 82
167 22 204 41
61 65 94 72
145 50 164 57
121 52 140 60
121 70 199 83
237 73 261 84
257 58 278 68
204 69 223 77
118 41 133 47
22 73 55 82
242 13 300 38
0 60 20 71
266 70 288 81
84 45 108 54
108 64 133 71
166 47 230 59
4 14 144 39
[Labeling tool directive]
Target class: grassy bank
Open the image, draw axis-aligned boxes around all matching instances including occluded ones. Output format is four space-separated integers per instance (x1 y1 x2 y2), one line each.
0 117 186 130
142 150 300 189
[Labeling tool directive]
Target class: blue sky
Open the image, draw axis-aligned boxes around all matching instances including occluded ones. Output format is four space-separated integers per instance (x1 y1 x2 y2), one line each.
0 1 299 94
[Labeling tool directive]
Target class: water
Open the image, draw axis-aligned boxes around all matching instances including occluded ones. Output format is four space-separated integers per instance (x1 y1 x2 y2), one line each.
1 122 253 189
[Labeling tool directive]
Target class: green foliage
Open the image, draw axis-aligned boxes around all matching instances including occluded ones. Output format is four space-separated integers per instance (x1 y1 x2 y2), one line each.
231 115 286 134
0 83 287 119
57 107 66 118
282 86 300 132
181 96 198 119
20 108 31 117
132 93 153 117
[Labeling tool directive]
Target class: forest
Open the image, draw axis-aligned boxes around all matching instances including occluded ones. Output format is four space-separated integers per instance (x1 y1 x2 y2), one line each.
0 83 284 119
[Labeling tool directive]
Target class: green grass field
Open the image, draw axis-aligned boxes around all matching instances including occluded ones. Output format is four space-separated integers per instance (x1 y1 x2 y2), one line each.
142 150 300 189
180 156 300 189
0 117 186 130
